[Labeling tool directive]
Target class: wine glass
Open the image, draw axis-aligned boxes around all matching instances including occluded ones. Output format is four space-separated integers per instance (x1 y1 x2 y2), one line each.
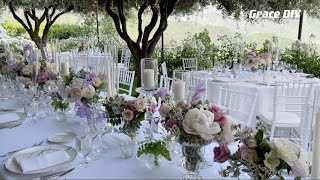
290 64 297 74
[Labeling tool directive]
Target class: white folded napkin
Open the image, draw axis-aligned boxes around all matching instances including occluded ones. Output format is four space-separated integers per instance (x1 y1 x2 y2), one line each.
0 113 20 123
14 150 70 173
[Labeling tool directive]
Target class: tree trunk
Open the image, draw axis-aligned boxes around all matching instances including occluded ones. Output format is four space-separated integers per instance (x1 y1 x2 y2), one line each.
32 37 47 60
298 10 304 40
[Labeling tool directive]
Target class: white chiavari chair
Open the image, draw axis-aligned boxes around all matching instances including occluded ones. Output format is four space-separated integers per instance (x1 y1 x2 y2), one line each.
119 47 131 70
158 75 174 106
188 74 208 101
218 86 258 127
257 81 313 143
118 68 135 97
182 58 197 71
161 62 168 77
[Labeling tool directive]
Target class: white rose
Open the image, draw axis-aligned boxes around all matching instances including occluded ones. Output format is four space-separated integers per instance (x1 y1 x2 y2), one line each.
136 95 146 112
182 108 221 140
82 85 95 99
22 64 33 76
71 78 84 89
271 138 300 166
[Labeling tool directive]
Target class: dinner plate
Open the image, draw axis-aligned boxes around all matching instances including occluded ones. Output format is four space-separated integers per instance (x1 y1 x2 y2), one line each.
5 144 77 174
0 112 27 129
48 132 77 143
211 78 234 83
1 103 24 111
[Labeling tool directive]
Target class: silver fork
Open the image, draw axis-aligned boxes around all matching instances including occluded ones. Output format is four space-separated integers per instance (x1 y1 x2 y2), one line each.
0 140 44 157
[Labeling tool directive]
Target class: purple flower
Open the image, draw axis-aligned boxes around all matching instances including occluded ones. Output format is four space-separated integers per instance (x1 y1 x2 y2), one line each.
157 88 167 100
213 143 231 163
192 83 206 101
76 105 92 119
84 72 96 85
24 44 32 51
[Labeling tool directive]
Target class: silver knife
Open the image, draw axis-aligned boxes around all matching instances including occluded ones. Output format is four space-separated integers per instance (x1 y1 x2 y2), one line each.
34 167 75 180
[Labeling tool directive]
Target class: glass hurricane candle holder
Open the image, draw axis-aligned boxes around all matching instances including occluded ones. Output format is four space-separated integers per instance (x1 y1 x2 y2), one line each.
141 58 158 92
172 70 190 101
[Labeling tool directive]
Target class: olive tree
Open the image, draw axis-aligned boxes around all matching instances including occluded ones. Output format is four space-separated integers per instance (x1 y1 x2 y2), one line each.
2 0 75 58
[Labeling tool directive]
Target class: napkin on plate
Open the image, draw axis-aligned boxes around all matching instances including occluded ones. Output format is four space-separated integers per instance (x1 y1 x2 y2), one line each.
14 150 70 173
0 113 20 124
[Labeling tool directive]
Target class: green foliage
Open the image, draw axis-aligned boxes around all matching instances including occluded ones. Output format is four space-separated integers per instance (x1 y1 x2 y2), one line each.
137 140 171 166
1 20 27 36
48 24 91 40
281 39 320 77
51 99 69 112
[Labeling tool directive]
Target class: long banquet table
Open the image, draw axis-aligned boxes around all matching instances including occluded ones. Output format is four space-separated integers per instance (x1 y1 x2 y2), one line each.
0 106 225 179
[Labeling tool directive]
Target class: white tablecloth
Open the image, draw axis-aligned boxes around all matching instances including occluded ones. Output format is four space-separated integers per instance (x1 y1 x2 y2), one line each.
0 112 224 179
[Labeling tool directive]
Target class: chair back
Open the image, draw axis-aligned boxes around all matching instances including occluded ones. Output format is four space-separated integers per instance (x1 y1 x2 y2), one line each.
158 75 174 106
270 81 313 140
218 86 258 127
182 58 197 71
120 47 131 69
118 68 135 96
188 74 208 101
161 62 168 77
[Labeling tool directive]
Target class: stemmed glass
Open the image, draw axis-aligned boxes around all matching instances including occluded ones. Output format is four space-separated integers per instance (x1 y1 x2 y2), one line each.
290 64 297 74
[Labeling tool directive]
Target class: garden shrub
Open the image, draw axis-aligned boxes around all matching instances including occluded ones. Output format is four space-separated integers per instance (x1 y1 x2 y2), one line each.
48 24 91 40
1 20 27 36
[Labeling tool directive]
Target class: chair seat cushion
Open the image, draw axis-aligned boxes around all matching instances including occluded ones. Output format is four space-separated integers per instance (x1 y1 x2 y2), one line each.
258 112 300 128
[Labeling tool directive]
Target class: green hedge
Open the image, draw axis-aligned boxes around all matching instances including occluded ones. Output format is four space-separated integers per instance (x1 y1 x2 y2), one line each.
1 20 91 40
47 24 92 40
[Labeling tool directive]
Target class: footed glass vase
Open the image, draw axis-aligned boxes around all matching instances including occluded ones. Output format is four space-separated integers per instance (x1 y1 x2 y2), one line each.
120 123 139 143
56 110 67 121
181 143 205 180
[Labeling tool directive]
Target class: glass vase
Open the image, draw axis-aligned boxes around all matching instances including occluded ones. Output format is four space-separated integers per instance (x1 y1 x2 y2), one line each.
181 143 205 180
56 110 67 121
120 122 139 143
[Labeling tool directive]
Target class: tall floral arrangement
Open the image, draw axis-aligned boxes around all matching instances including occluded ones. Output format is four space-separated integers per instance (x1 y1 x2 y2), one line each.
215 123 308 179
158 86 238 146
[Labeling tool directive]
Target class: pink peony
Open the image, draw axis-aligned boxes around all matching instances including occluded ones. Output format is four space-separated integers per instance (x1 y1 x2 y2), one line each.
82 85 95 99
208 104 226 126
69 87 83 100
126 100 137 111
213 143 231 163
36 71 49 84
122 109 134 121
159 103 172 117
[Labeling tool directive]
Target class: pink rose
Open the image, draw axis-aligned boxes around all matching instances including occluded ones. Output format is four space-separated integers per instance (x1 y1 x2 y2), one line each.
213 143 231 163
82 85 95 99
69 87 83 100
92 77 102 87
208 104 226 126
126 100 137 111
159 103 172 117
239 146 259 162
122 109 134 121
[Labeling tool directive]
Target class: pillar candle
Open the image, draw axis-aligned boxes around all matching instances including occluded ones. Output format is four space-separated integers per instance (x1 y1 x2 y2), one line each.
173 81 185 101
143 69 155 89
311 111 320 178
60 62 69 75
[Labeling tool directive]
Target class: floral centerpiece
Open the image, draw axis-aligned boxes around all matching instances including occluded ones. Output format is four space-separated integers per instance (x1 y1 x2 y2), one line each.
56 69 105 125
158 85 238 179
215 123 308 179
57 69 104 104
0 55 11 75
23 43 32 59
244 51 269 71
36 59 58 89
104 95 147 139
